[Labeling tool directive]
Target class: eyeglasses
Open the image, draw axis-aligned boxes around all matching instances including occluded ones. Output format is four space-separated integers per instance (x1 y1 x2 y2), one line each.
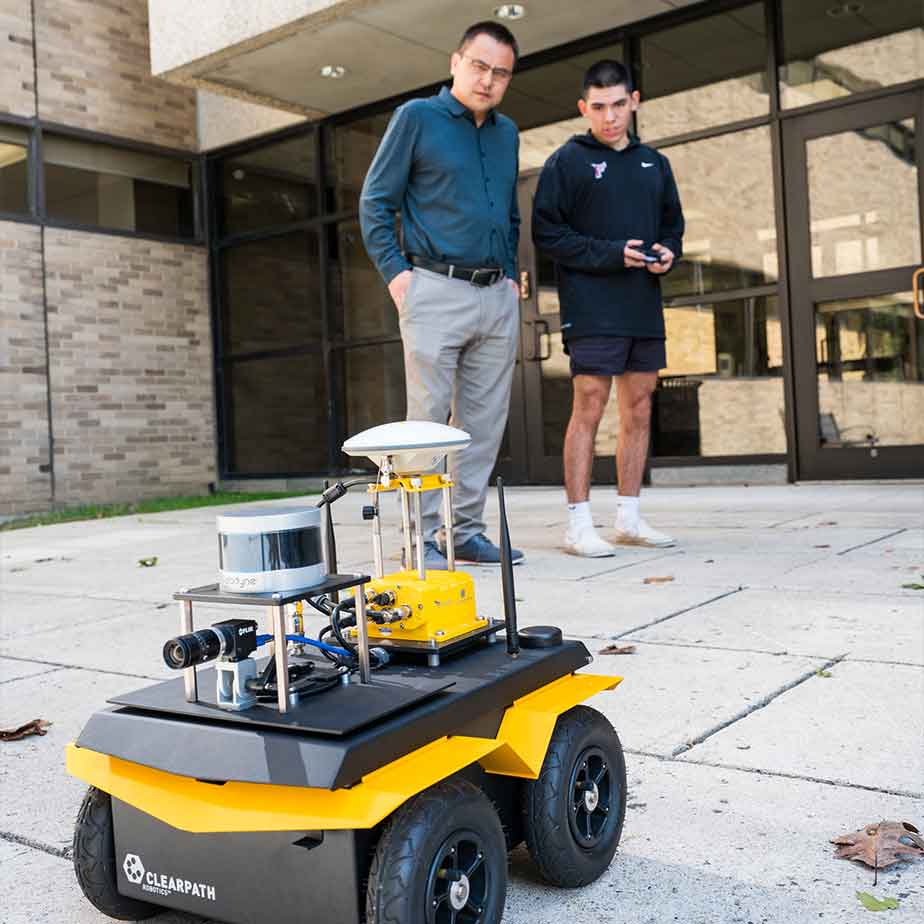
462 54 514 84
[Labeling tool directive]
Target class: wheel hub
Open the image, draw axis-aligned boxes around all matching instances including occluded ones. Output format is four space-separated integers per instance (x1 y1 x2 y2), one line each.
583 781 599 813
449 874 470 911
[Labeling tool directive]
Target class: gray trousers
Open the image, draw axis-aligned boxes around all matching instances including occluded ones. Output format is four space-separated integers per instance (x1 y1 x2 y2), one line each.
399 267 519 545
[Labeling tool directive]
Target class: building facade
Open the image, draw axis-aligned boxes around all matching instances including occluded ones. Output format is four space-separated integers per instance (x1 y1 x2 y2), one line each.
2 0 922 515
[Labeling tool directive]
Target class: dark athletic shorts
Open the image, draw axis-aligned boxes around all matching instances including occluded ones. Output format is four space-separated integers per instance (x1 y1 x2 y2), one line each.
567 336 667 377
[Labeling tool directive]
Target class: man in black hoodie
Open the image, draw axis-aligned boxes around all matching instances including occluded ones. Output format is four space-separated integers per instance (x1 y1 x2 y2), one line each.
533 59 684 557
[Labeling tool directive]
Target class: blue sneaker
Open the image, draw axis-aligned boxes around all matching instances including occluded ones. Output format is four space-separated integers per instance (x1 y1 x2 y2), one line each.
453 533 525 565
403 541 449 571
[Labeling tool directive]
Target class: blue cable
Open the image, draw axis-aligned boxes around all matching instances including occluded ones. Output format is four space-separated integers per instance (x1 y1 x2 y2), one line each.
255 633 351 658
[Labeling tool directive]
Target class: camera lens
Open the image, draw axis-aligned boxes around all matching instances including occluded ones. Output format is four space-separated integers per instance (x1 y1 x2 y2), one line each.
162 628 225 669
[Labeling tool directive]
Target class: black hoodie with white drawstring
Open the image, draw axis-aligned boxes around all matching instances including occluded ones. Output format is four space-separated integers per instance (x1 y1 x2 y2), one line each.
532 132 684 342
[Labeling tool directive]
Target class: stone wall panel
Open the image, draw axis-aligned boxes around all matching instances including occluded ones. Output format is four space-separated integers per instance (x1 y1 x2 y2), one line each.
0 221 51 515
43 228 214 504
34 0 196 149
0 0 36 118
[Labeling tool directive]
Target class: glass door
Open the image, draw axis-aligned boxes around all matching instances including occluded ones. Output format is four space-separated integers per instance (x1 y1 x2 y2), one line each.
783 90 924 479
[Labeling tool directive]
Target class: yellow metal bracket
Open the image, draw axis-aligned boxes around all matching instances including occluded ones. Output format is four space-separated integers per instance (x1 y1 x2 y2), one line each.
368 474 452 494
66 672 621 834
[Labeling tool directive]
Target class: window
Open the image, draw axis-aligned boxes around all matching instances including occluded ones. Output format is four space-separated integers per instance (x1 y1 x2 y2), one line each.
660 126 778 299
43 134 195 236
638 4 768 139
220 134 316 236
0 124 30 216
780 0 924 109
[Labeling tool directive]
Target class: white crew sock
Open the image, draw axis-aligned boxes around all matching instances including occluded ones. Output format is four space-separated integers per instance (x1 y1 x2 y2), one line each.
617 495 640 531
567 501 593 532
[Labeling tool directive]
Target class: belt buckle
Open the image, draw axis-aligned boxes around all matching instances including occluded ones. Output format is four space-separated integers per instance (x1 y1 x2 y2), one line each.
470 267 498 287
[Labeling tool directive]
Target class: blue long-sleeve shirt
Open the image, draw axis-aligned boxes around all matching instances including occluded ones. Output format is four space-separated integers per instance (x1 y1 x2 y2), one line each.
359 86 520 284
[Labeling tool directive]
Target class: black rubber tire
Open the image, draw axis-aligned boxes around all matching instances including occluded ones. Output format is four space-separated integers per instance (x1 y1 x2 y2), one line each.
522 706 627 887
366 777 507 924
72 787 159 921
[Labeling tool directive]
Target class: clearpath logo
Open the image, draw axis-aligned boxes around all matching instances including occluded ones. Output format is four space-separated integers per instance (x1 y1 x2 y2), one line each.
122 853 217 902
123 854 144 884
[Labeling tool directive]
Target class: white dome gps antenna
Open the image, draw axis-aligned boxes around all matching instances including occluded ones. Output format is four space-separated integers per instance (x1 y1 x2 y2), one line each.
342 420 471 480
341 421 471 580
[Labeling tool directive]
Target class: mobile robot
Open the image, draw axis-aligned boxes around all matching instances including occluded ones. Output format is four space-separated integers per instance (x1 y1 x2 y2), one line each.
67 421 626 924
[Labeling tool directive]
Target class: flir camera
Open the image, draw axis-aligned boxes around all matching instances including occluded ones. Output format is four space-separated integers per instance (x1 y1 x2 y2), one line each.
163 619 258 670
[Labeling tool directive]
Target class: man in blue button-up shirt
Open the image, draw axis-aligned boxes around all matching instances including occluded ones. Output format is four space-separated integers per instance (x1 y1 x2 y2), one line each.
360 21 524 568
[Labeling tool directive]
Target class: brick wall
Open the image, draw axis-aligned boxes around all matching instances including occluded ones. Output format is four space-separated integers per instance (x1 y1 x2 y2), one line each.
43 228 214 504
34 0 196 149
0 221 51 515
0 0 36 118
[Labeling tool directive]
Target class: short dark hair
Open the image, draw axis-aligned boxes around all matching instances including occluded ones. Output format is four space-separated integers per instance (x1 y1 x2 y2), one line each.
459 20 520 65
583 59 633 97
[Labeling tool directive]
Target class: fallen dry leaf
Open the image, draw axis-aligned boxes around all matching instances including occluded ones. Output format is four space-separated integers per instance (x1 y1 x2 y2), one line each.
598 644 636 655
1 719 52 741
643 575 675 585
832 821 924 870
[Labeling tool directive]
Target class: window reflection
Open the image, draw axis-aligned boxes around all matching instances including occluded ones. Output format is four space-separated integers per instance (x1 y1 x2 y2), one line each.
328 220 399 342
662 127 777 298
780 0 924 109
337 342 406 469
223 232 322 355
0 124 29 215
816 292 924 448
227 353 328 475
638 3 768 139
43 134 194 236
807 120 919 278
221 134 316 236
326 113 392 214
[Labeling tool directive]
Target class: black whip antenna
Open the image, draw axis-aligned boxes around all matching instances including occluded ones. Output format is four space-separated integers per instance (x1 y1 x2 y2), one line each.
496 477 519 658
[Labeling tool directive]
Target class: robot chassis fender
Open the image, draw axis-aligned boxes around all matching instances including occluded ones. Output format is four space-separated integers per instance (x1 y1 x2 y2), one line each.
67 422 628 924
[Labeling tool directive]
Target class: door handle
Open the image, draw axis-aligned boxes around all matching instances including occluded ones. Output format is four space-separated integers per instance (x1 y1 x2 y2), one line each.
519 270 531 301
535 319 551 361
913 267 924 320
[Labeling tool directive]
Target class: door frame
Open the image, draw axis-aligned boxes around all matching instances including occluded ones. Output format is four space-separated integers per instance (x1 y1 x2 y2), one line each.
782 89 924 479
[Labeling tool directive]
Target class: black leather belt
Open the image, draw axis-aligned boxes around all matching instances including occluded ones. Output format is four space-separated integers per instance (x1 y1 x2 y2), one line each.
408 254 503 287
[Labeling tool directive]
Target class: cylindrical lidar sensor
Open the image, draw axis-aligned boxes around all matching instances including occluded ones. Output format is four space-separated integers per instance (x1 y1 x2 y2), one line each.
216 508 326 593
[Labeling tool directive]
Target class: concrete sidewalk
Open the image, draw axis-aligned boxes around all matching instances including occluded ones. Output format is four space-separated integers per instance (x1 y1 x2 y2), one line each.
1 483 922 923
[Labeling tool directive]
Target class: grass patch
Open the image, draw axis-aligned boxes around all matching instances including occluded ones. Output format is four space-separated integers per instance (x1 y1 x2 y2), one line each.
1 491 316 531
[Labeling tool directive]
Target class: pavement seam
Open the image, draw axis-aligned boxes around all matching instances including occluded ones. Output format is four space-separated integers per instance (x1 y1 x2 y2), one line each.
0 830 72 860
624 749 924 800
767 512 823 528
0 654 162 682
616 638 924 668
610 587 745 639
836 527 908 556
669 653 848 758
0 665 66 686
575 549 684 581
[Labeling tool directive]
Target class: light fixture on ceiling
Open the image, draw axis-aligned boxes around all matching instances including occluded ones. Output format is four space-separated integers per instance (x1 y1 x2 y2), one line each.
320 64 347 79
826 2 864 17
494 4 526 20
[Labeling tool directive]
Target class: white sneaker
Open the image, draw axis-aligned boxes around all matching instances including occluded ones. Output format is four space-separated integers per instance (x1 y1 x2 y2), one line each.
614 516 675 548
564 524 617 558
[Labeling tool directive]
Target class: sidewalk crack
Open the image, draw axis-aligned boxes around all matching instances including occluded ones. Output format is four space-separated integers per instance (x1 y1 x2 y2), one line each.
611 587 745 638
0 831 72 860
670 653 848 757
836 527 907 556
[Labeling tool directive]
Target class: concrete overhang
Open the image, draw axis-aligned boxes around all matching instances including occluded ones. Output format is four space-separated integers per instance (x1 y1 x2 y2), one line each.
149 0 700 118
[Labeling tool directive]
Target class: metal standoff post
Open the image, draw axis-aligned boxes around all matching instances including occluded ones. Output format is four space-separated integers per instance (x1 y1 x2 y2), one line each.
271 599 289 713
400 485 413 571
413 482 426 580
179 598 197 703
355 586 371 683
371 495 384 579
442 480 456 571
